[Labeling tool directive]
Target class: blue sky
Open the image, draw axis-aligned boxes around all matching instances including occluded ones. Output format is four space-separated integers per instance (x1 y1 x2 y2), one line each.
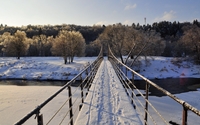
1 0 200 26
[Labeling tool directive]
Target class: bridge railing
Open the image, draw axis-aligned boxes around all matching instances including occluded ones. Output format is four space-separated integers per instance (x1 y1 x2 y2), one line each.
108 46 200 125
15 48 103 125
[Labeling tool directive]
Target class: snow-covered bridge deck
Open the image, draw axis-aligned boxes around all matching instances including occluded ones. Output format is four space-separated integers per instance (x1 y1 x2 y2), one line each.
75 58 142 125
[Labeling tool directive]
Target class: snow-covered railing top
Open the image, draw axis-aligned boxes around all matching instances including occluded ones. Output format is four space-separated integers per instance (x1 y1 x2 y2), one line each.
108 45 200 125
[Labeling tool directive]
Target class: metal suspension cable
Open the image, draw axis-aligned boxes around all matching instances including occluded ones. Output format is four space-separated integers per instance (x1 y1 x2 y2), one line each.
46 97 70 124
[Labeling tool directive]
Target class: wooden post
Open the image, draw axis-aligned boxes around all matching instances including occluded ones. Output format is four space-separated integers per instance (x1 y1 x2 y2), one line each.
68 86 73 125
144 82 149 125
182 106 188 125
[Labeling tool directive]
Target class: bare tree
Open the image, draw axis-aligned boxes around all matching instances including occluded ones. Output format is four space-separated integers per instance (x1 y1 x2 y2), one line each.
99 24 127 63
51 30 85 64
127 30 165 67
177 25 200 63
123 27 143 64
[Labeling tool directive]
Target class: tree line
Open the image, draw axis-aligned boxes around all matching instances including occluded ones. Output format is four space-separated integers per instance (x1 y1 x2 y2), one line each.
0 20 200 64
92 20 200 64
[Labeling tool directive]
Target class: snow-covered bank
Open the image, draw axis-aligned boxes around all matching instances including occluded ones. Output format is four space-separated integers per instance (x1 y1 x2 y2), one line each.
0 57 96 81
129 56 200 79
0 56 199 80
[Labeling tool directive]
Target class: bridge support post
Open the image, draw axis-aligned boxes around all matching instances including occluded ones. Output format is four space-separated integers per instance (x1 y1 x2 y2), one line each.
144 82 149 125
125 67 127 76
80 74 84 111
36 113 43 125
68 86 73 125
182 106 188 125
131 73 134 105
86 69 89 89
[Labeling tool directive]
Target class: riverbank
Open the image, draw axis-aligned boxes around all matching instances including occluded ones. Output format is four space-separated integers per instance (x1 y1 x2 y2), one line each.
128 56 200 79
0 56 200 81
0 57 96 81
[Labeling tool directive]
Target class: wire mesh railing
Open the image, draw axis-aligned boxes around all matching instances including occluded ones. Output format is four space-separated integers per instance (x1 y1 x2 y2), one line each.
15 48 103 125
108 46 200 125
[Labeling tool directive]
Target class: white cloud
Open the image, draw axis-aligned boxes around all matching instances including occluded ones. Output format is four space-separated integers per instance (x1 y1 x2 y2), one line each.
123 20 132 25
154 10 176 22
124 4 137 10
95 21 108 25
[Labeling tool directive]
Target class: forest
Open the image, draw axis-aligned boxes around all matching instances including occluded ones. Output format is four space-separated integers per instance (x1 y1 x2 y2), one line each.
0 20 200 64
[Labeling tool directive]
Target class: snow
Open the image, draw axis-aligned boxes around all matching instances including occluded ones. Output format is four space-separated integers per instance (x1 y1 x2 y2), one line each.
0 56 199 81
0 56 200 125
129 56 200 79
75 59 142 125
0 85 83 125
0 57 95 80
147 89 200 124
133 88 200 124
0 85 65 125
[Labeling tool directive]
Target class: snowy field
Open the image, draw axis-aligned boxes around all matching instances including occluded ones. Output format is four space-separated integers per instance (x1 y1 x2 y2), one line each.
127 56 200 79
0 56 200 124
0 57 96 81
0 56 200 81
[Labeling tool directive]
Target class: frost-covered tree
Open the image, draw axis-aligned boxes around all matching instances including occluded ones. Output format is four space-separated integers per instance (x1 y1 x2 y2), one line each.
51 30 85 64
0 32 13 56
68 31 86 62
32 34 47 56
86 37 102 56
2 30 28 59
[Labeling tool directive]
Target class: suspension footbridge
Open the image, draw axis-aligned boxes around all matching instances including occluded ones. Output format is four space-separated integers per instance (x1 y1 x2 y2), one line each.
15 47 200 125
